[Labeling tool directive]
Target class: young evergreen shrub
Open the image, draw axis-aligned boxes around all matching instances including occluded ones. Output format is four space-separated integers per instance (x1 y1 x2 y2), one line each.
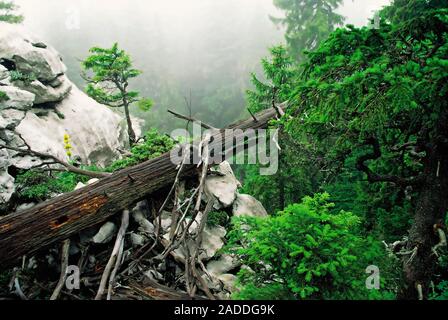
108 129 175 172
226 193 399 300
15 170 89 202
0 91 9 102
9 70 37 83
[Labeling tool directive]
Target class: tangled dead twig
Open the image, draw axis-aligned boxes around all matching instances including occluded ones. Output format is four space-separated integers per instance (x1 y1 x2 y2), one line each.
189 198 217 300
431 225 447 257
50 239 71 300
9 269 28 300
396 246 419 265
95 210 129 300
2 115 235 301
158 133 213 261
0 133 110 179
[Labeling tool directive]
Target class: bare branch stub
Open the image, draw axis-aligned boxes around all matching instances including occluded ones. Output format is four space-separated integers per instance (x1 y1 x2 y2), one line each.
167 109 217 130
248 108 259 122
0 140 110 179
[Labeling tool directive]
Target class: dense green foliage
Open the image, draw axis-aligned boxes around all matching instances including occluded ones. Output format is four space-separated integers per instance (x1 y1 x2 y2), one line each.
235 0 448 299
9 70 37 83
227 193 398 300
282 0 448 241
107 129 175 172
287 7 448 151
4 0 448 301
0 1 23 24
430 281 448 300
247 45 296 113
82 43 153 146
15 170 90 202
207 210 230 228
0 90 9 102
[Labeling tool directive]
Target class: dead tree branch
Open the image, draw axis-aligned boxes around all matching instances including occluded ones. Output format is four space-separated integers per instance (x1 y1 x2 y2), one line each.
168 109 217 130
50 239 71 300
95 210 130 300
356 137 424 187
0 107 279 269
0 140 110 179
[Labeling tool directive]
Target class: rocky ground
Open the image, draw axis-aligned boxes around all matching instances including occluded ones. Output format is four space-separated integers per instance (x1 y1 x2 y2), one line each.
1 161 268 300
0 22 130 213
0 23 269 300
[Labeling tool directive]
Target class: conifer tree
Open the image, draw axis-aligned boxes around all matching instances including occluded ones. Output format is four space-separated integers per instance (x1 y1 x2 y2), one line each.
271 0 344 61
0 1 23 24
81 43 153 147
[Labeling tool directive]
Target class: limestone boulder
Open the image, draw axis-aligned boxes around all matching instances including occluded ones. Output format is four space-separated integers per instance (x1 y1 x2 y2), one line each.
15 85 127 167
0 85 35 111
205 161 241 209
232 193 268 218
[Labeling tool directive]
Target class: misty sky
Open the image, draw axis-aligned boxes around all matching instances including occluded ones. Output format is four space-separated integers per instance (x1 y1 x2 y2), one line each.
13 0 391 131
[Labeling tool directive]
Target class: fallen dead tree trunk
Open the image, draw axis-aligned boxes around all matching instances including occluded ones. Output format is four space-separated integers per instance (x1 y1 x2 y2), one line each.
0 107 278 269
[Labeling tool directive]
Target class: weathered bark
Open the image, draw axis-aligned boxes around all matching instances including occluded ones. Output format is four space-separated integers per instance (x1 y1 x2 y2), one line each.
356 127 448 299
401 142 448 299
127 279 207 300
123 102 136 147
0 108 278 270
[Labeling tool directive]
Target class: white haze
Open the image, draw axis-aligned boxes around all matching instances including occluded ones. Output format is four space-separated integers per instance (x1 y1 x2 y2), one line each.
13 0 391 131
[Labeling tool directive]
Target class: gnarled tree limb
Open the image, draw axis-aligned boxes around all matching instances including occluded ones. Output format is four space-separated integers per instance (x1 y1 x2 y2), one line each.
0 136 110 179
356 137 424 187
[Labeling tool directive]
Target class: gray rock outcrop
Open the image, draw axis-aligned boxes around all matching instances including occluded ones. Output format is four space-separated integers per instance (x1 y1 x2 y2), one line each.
0 22 136 211
232 193 268 218
204 161 268 218
205 161 241 209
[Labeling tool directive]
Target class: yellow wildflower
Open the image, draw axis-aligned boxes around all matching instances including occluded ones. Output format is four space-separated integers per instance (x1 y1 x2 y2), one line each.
63 134 73 158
